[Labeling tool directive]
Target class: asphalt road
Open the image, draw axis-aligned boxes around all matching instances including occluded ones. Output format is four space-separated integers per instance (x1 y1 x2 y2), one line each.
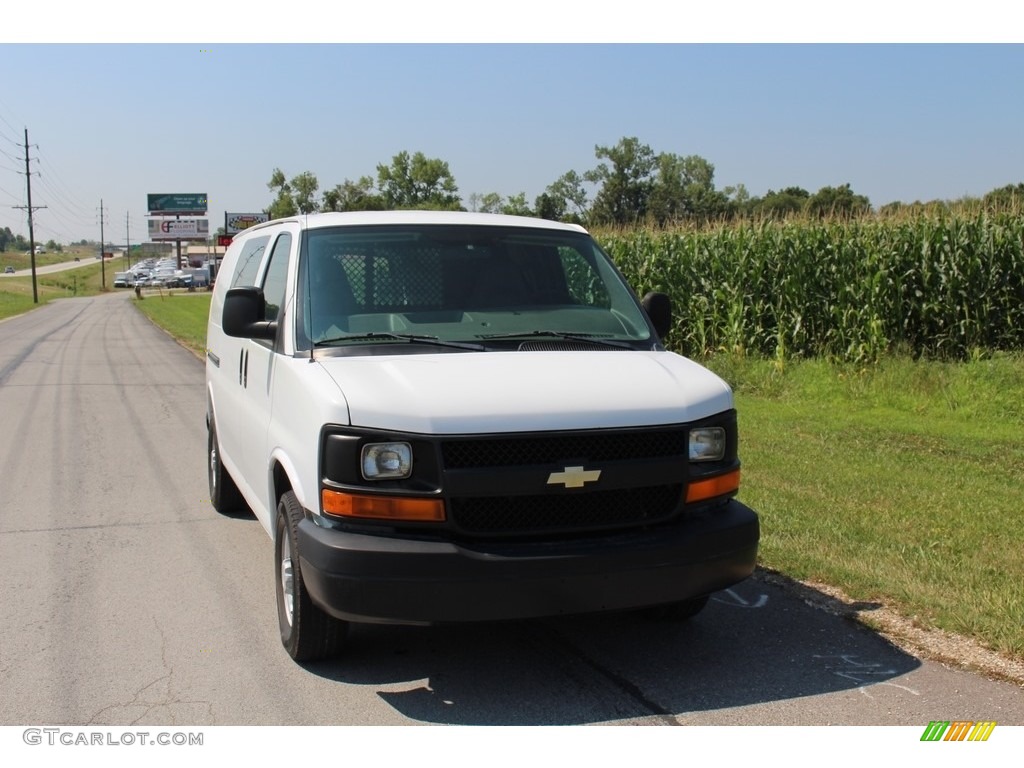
0 292 1021 726
0 256 112 278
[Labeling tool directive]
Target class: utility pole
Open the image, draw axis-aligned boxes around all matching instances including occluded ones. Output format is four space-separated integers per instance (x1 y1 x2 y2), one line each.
99 199 106 289
13 128 46 304
125 211 131 268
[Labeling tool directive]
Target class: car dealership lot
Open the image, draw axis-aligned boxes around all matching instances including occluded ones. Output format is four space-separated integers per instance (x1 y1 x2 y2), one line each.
0 292 1022 726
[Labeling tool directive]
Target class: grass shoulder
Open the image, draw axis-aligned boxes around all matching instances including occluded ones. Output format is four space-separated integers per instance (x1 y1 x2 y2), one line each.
132 291 212 358
707 352 1024 664
0 255 126 320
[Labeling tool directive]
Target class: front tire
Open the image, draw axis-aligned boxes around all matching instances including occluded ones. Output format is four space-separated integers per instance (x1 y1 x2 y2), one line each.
208 417 246 515
275 491 348 661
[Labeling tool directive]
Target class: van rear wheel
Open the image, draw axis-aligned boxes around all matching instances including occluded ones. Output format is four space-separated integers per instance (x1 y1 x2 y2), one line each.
275 491 348 661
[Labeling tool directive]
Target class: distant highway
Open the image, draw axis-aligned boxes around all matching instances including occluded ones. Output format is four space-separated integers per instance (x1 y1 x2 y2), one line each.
0 256 122 278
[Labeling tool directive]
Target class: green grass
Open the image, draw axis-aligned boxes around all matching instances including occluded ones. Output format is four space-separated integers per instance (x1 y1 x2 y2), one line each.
132 292 212 355
709 353 1024 658
0 248 145 320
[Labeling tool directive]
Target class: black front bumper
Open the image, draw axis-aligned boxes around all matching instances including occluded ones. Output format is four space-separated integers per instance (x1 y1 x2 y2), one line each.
297 498 759 624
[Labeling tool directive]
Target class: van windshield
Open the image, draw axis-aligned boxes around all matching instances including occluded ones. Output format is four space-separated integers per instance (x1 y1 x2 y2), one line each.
299 224 655 351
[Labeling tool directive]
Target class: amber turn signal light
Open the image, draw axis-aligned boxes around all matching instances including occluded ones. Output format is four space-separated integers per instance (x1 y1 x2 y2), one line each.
322 489 445 522
685 468 740 503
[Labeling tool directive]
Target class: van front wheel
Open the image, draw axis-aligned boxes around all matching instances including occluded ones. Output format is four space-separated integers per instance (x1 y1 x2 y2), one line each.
275 491 348 661
208 418 245 515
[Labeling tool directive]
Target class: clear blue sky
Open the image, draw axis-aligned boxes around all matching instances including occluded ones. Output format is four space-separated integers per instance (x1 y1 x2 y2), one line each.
1 11 1022 246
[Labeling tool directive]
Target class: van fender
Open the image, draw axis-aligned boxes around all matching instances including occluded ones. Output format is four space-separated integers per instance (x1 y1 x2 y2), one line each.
267 447 311 526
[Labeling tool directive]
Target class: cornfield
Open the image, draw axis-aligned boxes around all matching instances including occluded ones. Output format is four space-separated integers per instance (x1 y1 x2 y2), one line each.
599 212 1024 362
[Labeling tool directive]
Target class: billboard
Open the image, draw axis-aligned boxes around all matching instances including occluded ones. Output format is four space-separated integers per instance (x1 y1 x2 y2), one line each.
225 212 270 235
148 218 210 241
147 193 208 215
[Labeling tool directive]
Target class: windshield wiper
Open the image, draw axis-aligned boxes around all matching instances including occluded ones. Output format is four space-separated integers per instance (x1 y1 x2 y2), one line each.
478 330 634 349
315 332 484 351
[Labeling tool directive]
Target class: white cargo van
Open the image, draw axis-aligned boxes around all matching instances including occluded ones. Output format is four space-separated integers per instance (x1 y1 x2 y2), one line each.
205 211 759 661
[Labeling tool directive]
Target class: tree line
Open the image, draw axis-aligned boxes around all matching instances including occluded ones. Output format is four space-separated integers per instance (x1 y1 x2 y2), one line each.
0 228 64 253
265 136 1020 227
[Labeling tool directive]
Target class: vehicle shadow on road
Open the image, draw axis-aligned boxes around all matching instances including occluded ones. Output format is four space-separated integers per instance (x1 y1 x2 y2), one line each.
302 570 922 724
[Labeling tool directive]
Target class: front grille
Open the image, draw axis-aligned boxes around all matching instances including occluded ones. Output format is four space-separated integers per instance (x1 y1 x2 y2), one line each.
450 484 683 536
441 429 687 469
440 428 689 538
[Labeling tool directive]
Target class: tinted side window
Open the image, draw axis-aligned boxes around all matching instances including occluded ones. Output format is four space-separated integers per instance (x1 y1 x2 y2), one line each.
231 235 271 288
261 233 292 323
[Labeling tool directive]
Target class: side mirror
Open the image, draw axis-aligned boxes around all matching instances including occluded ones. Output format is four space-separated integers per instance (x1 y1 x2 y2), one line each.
223 286 277 340
641 291 672 340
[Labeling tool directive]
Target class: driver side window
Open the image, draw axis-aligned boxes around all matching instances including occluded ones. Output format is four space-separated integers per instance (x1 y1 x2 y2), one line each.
261 233 292 323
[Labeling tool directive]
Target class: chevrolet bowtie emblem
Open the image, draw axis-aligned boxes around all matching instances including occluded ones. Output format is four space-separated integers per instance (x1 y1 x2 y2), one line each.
547 465 601 489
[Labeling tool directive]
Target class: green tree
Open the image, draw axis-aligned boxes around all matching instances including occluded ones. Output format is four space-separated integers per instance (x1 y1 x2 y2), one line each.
584 137 656 225
376 151 461 210
290 171 320 214
470 192 504 213
545 170 589 219
806 183 871 218
267 169 321 217
322 177 384 212
500 193 532 217
647 153 730 224
267 168 298 219
534 192 566 221
647 153 687 224
753 186 811 218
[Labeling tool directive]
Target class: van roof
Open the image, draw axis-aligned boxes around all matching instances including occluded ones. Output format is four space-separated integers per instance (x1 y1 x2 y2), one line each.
242 210 589 236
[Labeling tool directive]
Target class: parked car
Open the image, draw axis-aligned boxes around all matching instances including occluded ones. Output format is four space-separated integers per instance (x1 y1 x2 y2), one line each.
3 266 14 274
206 211 760 662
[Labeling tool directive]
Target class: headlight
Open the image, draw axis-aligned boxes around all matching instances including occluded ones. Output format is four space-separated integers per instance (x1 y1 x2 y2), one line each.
361 442 413 480
689 427 726 462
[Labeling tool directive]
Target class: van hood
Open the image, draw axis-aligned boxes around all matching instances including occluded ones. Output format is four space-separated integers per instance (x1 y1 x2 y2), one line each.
316 350 733 434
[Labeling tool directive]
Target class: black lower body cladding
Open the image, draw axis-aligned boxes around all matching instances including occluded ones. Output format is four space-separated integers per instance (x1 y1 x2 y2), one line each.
297 499 759 624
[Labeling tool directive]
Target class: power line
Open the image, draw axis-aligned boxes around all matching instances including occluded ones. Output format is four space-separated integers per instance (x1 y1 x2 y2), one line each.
0 183 23 205
0 98 25 148
34 150 94 217
35 175 93 225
